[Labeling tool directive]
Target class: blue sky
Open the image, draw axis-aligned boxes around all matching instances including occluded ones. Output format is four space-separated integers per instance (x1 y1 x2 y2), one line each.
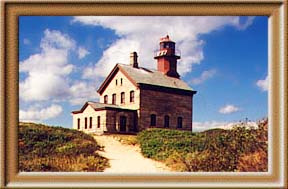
19 16 268 131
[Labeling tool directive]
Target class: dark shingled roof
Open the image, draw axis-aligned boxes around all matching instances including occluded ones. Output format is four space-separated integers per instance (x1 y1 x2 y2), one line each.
71 101 136 114
118 64 194 91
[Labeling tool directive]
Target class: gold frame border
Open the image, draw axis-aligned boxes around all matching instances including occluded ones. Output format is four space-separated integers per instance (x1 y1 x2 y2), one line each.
0 0 287 188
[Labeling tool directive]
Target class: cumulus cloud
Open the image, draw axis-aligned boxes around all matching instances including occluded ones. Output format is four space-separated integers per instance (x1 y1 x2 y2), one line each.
40 29 76 50
19 104 63 122
20 29 98 108
191 69 216 85
219 104 240 114
77 47 90 59
193 120 257 132
69 81 99 105
20 29 75 102
256 75 268 91
72 16 255 79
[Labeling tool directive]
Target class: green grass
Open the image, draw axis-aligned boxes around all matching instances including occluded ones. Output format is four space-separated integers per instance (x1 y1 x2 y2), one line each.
137 119 268 172
19 122 109 172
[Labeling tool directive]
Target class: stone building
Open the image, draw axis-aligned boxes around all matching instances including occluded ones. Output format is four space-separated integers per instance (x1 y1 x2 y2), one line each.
72 35 197 133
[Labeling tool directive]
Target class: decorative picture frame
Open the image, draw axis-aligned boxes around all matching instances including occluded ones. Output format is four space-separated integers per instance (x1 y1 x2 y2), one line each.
0 0 287 188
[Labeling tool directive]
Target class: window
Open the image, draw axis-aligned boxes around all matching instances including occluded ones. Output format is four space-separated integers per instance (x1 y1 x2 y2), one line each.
150 114 156 126
77 118 80 130
97 116 100 128
104 95 108 104
121 78 123 85
165 43 170 48
121 92 125 104
177 117 183 128
130 90 135 102
85 117 87 129
116 79 118 86
164 115 169 128
112 93 116 104
89 117 92 129
171 43 175 49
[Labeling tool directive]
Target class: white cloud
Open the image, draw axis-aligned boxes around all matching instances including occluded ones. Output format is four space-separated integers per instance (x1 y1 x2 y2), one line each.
219 104 240 114
191 69 216 85
40 29 76 50
19 104 63 122
256 75 268 91
77 47 90 59
72 16 255 79
20 29 99 107
20 29 75 102
193 120 257 132
20 73 71 101
69 81 99 105
23 38 30 45
235 16 255 30
82 38 140 78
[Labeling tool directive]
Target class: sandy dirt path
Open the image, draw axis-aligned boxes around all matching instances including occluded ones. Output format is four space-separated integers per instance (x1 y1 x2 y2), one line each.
94 135 172 173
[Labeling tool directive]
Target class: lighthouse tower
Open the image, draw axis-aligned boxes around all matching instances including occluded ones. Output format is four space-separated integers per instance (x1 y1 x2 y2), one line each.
154 35 180 78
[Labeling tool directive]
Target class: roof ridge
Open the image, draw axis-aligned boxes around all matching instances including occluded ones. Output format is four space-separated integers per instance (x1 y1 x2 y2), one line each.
118 63 156 72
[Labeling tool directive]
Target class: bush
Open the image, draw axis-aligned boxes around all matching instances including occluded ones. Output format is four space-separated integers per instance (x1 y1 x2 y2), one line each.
19 122 109 172
137 128 203 160
137 119 268 172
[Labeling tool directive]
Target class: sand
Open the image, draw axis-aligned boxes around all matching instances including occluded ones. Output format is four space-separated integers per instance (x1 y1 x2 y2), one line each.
94 135 171 173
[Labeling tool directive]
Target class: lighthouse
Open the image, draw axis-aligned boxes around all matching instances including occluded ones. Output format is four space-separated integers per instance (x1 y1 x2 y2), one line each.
154 35 180 78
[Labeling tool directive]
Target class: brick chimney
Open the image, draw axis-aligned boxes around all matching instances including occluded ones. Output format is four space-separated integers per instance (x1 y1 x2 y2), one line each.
154 35 180 78
130 52 138 68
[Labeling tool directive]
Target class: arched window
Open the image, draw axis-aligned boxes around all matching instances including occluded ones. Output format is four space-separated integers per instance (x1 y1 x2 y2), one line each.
112 93 116 104
164 115 169 128
121 92 125 104
177 117 183 128
116 79 118 86
120 78 123 85
89 117 92 129
85 117 88 129
77 118 80 130
150 114 156 126
130 90 135 102
104 95 108 104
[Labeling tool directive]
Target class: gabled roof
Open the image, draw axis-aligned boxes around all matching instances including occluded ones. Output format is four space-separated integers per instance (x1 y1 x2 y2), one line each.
71 101 136 114
97 63 196 95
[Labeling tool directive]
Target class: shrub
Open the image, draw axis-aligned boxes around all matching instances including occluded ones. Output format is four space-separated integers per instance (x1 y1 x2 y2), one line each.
137 128 202 160
19 122 109 172
137 119 268 172
237 149 268 172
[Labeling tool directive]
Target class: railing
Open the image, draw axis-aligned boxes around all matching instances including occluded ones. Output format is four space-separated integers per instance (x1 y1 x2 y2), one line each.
153 48 181 57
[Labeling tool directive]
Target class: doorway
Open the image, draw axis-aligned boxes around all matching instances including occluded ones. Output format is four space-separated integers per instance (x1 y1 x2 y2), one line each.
119 116 127 132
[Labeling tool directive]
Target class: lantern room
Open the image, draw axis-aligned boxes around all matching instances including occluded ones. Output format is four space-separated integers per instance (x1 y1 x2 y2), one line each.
154 35 180 78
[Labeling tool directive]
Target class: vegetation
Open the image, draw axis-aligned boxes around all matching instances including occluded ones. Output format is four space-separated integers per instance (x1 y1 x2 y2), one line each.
19 118 268 172
19 122 109 172
137 119 268 172
108 134 138 146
